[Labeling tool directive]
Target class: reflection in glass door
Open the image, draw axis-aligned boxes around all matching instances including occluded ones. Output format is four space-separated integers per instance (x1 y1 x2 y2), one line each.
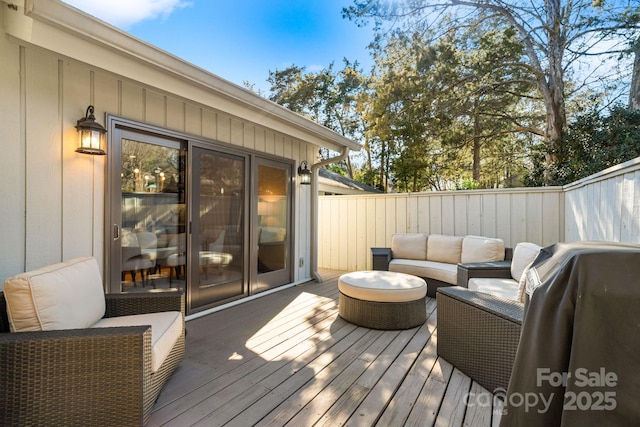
110 126 294 313
254 160 292 293
190 147 247 311
113 132 186 294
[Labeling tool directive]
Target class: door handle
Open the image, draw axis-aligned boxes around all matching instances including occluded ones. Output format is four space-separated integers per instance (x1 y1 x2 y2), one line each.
114 224 120 240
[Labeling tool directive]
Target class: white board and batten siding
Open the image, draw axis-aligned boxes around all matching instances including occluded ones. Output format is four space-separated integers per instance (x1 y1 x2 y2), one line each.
318 188 565 271
564 157 640 244
0 17 315 284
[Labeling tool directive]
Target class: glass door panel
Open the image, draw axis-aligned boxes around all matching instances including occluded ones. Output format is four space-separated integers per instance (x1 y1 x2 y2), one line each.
114 133 186 293
190 147 246 310
254 160 292 293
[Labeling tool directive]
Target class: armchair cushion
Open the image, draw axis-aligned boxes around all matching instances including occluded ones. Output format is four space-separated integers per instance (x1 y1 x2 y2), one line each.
92 310 182 372
3 257 105 332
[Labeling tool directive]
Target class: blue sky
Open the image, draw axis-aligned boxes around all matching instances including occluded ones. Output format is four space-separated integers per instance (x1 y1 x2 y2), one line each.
62 0 375 93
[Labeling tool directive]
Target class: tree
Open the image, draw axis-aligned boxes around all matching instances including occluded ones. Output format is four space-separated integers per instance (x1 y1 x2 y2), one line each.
442 20 539 185
526 105 640 185
267 60 369 178
362 15 537 191
630 39 640 109
345 0 640 184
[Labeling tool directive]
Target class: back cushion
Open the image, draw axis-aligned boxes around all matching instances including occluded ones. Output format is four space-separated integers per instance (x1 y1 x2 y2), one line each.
510 242 543 281
427 234 463 264
259 227 286 244
3 257 106 332
391 233 428 260
120 228 139 247
461 235 506 263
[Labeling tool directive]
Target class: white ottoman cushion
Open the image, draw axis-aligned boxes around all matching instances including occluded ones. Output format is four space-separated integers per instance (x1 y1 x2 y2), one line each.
338 271 427 303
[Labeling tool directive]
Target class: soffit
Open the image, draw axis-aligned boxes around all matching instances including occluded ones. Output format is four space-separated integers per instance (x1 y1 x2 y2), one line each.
7 0 360 153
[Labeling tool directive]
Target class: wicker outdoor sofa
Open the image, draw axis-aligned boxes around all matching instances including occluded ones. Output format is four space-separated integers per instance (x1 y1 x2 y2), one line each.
0 257 185 426
372 233 512 297
436 286 524 394
435 242 543 394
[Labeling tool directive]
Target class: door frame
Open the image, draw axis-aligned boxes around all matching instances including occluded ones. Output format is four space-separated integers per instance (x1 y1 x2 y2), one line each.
251 156 295 294
187 143 251 313
106 116 298 313
106 120 187 294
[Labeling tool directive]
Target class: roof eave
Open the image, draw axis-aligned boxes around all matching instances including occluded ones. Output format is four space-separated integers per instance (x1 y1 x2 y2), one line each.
16 0 360 152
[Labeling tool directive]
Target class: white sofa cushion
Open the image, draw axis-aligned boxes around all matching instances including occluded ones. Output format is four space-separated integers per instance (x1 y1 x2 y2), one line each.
389 259 458 285
3 257 106 332
391 233 427 260
427 234 463 264
461 235 505 263
511 242 543 282
92 311 182 373
468 277 520 300
516 260 535 303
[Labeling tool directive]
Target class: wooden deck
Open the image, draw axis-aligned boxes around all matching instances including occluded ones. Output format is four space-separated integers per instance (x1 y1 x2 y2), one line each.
147 270 503 427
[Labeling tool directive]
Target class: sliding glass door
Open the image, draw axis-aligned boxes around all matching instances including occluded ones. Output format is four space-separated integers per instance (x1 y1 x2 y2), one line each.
109 122 294 314
253 158 293 293
109 129 187 294
189 146 247 310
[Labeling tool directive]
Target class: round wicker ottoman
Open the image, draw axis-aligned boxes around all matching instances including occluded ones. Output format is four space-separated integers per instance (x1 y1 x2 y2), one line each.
338 271 427 330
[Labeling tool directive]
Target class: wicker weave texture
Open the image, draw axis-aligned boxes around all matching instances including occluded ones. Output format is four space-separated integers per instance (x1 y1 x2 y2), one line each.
1 327 150 426
436 287 523 394
145 333 185 420
106 292 185 317
0 291 185 426
456 261 513 287
339 292 426 330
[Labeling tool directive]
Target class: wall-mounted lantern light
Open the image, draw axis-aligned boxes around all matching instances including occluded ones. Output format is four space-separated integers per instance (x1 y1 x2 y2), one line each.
75 105 107 155
298 160 311 185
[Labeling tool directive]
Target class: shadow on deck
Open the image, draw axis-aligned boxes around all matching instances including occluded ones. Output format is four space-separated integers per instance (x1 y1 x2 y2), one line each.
147 269 503 427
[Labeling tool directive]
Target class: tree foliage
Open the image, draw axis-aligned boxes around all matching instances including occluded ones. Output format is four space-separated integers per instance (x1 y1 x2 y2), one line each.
261 1 640 192
267 60 370 178
362 14 538 190
344 0 640 184
526 105 640 186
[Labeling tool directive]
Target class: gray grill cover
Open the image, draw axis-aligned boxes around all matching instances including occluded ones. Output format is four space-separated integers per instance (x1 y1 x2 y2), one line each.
500 241 640 427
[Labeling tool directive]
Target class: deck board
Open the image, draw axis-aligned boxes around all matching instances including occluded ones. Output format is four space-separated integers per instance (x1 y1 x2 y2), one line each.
148 270 502 426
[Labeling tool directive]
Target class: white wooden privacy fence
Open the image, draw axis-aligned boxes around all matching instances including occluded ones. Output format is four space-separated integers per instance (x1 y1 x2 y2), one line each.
318 157 640 271
564 157 640 243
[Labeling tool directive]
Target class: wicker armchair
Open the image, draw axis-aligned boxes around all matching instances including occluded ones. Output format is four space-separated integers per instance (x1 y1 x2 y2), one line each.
0 290 185 426
436 286 523 394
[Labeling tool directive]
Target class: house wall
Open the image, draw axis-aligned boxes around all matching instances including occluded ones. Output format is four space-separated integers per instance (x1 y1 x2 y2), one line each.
318 188 565 271
0 5 316 284
564 157 640 243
